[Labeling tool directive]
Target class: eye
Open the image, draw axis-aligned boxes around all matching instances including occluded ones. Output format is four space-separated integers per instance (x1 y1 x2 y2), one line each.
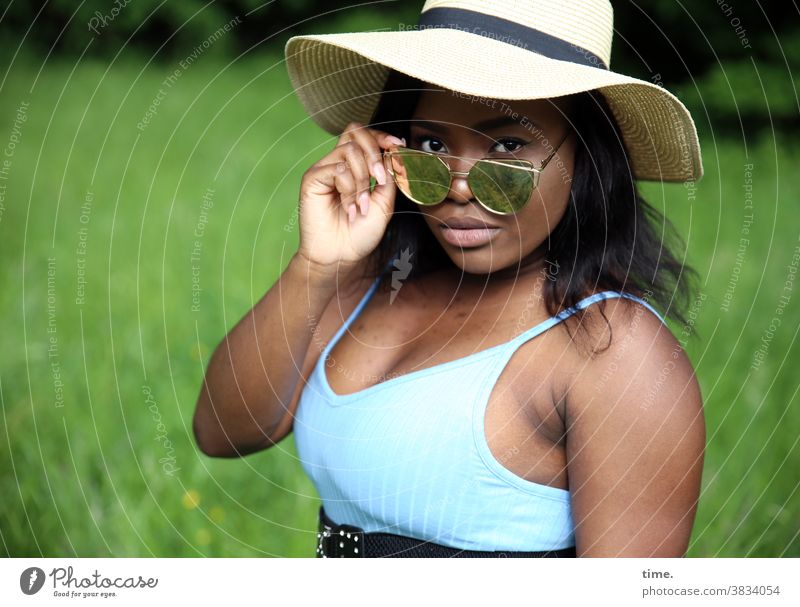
411 135 528 155
413 136 447 154
491 138 526 154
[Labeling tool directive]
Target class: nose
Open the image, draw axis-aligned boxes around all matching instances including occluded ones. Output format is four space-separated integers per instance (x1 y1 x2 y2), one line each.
445 158 476 205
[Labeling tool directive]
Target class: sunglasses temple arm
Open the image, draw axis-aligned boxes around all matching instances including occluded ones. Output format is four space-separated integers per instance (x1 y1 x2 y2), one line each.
539 129 571 170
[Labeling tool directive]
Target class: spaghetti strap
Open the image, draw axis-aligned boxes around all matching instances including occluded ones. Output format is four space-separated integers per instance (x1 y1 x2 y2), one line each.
507 290 667 348
556 290 667 325
320 269 386 359
615 292 667 325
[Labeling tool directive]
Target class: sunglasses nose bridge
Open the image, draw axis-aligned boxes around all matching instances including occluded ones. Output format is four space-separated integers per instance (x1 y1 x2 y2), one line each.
441 159 477 204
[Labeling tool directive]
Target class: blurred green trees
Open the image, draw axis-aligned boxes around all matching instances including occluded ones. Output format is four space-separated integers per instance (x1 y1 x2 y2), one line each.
2 1 795 135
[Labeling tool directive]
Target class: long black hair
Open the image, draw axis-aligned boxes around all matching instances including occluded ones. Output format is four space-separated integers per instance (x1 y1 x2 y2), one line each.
359 69 698 347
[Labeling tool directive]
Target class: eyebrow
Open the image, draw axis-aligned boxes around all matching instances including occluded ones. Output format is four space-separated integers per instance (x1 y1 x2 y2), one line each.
410 116 540 133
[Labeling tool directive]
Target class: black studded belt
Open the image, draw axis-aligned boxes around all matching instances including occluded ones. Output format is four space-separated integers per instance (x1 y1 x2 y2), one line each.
316 506 577 558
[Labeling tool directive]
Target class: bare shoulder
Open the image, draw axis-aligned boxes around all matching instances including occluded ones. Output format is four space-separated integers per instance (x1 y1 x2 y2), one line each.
560 295 706 556
563 294 704 415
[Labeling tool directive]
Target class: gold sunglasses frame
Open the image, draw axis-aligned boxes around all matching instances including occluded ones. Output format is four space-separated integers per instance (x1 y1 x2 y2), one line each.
381 128 571 215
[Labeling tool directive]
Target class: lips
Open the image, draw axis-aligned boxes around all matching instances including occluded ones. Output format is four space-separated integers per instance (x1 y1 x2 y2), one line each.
438 216 501 247
440 216 499 230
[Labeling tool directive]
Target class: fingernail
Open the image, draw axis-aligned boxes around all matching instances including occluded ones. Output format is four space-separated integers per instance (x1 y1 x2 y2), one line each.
373 162 386 185
388 136 404 147
359 191 369 215
348 204 356 223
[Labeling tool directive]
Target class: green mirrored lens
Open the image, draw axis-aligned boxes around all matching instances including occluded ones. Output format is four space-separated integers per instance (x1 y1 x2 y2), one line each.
469 160 535 214
388 149 450 205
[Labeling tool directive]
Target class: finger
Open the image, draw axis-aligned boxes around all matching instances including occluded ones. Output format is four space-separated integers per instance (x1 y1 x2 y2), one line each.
333 158 356 213
350 134 403 218
331 159 357 222
348 141 372 215
340 121 405 188
304 155 348 195
343 124 389 187
368 152 398 213
339 120 405 151
334 141 369 215
336 120 365 148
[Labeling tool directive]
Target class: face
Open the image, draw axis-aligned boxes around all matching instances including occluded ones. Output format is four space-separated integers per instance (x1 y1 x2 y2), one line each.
406 85 575 280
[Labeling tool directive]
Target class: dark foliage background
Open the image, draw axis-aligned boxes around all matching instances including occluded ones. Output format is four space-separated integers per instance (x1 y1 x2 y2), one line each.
2 0 796 134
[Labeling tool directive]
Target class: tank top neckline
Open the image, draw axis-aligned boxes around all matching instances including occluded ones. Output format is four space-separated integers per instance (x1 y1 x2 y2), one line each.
315 268 667 404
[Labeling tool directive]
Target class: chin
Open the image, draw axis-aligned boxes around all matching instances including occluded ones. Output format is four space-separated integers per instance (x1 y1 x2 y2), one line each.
440 249 513 276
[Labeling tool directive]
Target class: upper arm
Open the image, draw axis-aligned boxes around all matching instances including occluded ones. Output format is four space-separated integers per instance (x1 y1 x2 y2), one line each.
266 329 322 445
564 299 706 557
268 270 372 445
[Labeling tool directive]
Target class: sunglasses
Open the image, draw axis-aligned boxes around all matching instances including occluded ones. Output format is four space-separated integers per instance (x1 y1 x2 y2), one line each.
382 129 571 215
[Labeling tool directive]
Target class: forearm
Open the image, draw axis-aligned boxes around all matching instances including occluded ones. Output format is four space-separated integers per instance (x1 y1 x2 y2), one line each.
192 252 341 457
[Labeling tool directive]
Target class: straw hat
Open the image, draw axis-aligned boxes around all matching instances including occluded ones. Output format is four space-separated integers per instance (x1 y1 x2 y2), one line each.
284 0 703 183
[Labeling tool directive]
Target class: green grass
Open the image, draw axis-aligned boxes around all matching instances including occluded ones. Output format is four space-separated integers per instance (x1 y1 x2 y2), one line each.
1 48 798 557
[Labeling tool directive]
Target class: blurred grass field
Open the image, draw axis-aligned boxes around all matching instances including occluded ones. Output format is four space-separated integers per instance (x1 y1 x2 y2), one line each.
1 47 798 557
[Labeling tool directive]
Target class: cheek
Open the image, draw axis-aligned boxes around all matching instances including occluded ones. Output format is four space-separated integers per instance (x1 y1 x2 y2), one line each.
508 186 570 249
531 158 573 235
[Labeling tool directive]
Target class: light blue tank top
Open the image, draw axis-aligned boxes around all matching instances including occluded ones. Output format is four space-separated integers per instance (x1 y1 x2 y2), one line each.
294 266 667 552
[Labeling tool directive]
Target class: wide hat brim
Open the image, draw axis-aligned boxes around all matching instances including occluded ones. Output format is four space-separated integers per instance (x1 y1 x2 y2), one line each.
285 28 703 183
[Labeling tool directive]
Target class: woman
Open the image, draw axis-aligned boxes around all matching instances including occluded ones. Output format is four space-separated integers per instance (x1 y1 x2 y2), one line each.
193 0 706 557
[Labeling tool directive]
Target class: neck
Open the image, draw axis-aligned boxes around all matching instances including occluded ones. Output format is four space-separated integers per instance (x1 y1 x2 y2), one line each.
463 246 550 284
459 250 552 300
